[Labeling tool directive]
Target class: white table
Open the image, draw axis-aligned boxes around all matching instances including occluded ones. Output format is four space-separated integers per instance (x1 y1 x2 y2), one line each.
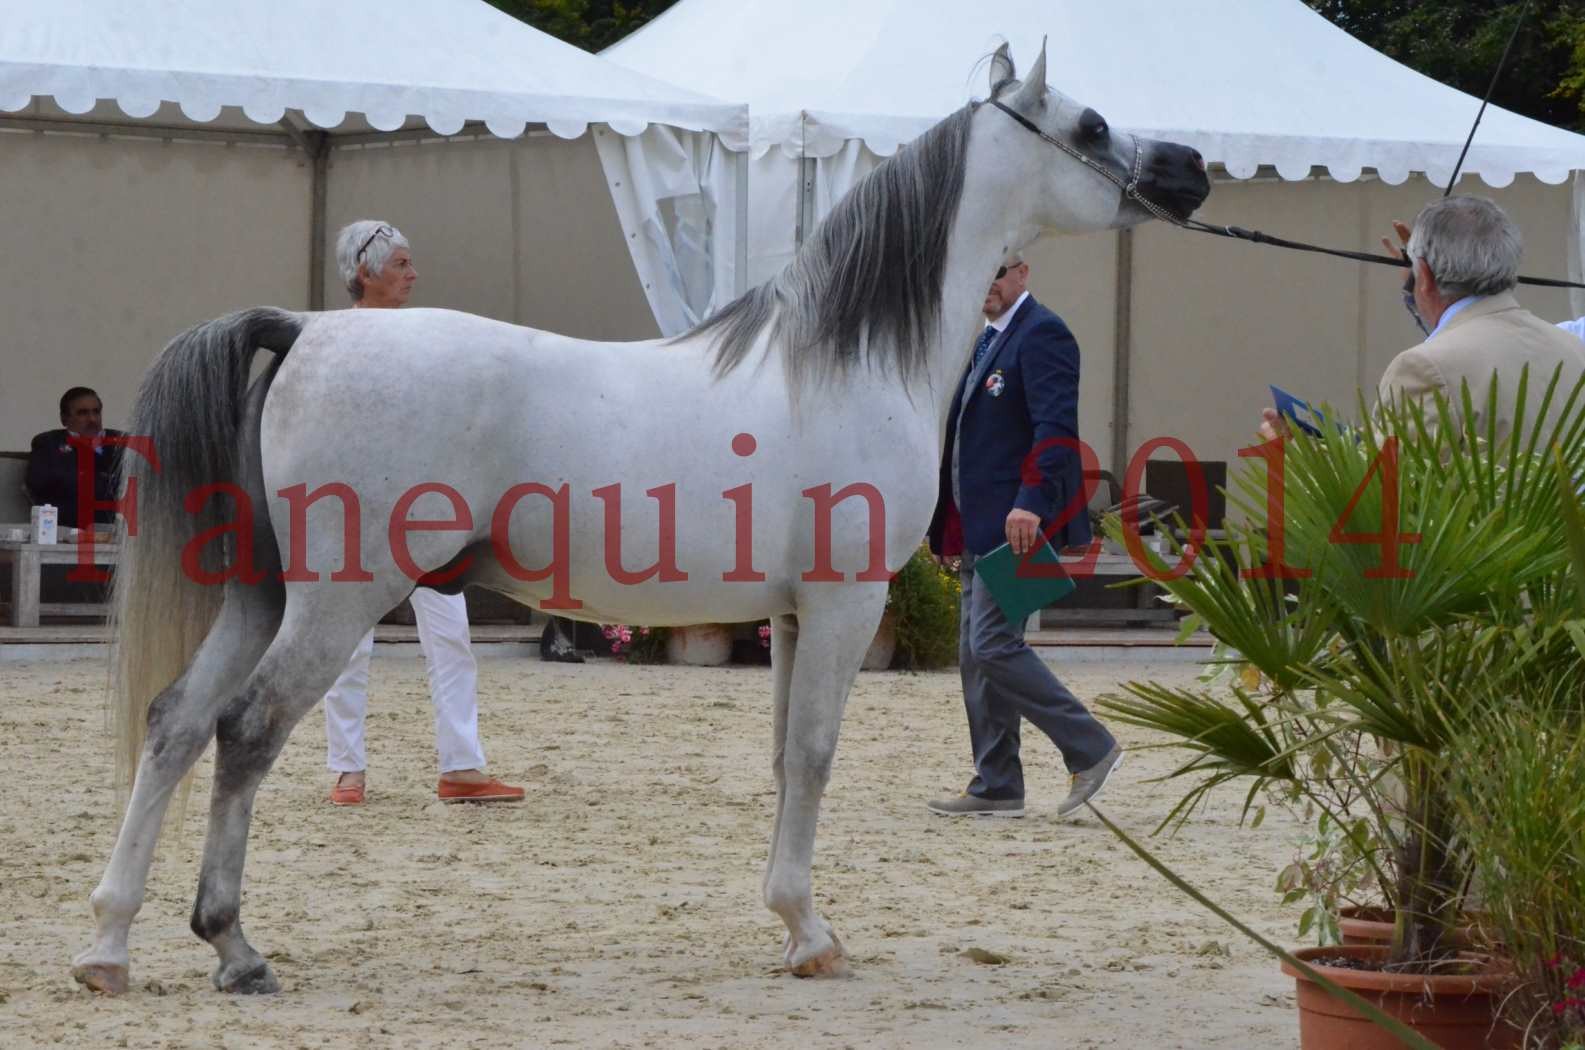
0 536 118 626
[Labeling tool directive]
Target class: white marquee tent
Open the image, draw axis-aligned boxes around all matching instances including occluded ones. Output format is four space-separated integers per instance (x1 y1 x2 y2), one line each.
608 0 1585 473
0 0 750 448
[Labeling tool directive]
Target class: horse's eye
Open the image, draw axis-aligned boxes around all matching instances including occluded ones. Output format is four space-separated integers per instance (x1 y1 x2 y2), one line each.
1079 109 1109 143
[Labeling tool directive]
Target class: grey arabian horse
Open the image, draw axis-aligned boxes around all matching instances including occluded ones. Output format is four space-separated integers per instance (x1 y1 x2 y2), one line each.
74 43 1208 994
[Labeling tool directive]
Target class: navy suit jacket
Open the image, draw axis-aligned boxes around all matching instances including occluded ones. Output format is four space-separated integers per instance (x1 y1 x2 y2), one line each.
26 428 124 527
928 295 1092 556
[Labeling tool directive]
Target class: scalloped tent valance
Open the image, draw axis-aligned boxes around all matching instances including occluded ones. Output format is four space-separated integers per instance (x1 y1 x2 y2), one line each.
605 0 1585 186
0 0 748 149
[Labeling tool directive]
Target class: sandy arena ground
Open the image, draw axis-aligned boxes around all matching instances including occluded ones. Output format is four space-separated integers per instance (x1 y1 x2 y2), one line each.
2 652 1307 1048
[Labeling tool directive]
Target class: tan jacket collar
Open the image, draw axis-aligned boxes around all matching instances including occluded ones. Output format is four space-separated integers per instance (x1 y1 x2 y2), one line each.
1439 291 1521 336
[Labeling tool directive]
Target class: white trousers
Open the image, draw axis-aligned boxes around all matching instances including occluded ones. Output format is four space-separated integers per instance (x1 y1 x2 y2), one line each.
323 588 487 774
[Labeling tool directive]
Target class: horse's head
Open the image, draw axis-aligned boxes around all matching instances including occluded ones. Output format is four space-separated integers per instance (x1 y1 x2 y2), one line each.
982 42 1209 234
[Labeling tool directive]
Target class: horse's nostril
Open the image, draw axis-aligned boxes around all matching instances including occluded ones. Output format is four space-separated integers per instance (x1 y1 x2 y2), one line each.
1190 149 1206 172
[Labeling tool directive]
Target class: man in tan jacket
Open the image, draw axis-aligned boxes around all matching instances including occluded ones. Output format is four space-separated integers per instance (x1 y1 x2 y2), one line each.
1260 197 1585 444
1377 195 1585 443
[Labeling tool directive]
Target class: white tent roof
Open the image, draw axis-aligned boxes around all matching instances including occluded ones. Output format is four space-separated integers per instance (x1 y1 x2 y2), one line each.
0 0 748 148
606 0 1585 185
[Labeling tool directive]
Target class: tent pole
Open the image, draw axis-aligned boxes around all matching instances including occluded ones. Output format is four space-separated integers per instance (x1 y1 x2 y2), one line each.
794 113 816 250
735 148 749 296
795 156 817 250
307 132 328 311
0 115 291 146
279 120 329 310
1110 227 1135 481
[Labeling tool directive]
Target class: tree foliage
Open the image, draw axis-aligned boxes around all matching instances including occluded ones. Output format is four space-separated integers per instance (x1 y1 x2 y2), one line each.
485 0 678 53
1307 0 1585 132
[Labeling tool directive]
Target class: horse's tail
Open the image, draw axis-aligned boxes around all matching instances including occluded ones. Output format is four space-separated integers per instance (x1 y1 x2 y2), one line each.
110 307 304 792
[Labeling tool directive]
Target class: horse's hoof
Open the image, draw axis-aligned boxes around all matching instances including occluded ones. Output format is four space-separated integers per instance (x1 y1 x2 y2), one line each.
788 931 848 978
72 962 129 995
213 961 279 995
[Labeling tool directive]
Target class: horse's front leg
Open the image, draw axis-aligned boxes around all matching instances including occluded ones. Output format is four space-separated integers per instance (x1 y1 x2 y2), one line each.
763 611 798 904
763 585 886 977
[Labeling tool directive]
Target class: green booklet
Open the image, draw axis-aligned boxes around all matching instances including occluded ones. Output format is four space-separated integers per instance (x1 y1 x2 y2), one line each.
973 539 1076 625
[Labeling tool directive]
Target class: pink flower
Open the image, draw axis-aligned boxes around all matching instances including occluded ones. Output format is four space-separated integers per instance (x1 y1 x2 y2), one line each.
1568 968 1585 990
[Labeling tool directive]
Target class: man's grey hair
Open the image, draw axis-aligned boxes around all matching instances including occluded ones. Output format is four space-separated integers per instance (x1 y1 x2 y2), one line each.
1406 196 1522 300
335 220 410 302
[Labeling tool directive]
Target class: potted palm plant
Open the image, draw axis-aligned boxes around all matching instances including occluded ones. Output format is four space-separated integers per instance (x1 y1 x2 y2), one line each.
1447 675 1585 1049
1098 374 1585 1048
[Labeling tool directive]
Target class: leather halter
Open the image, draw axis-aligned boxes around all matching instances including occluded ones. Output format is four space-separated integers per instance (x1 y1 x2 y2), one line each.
989 99 1186 227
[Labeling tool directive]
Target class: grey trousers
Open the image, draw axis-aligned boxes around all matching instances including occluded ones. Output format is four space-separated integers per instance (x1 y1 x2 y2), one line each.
958 555 1116 801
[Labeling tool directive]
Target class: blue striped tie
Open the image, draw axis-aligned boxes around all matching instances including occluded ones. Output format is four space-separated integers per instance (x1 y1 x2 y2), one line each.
971 325 996 371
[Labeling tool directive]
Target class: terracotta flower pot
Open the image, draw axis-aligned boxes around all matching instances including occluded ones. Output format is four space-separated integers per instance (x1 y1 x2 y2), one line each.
1338 905 1396 947
665 624 733 666
861 611 897 671
1338 906 1491 952
1281 944 1516 1050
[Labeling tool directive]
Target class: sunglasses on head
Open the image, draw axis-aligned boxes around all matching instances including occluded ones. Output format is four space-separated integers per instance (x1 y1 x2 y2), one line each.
356 224 394 263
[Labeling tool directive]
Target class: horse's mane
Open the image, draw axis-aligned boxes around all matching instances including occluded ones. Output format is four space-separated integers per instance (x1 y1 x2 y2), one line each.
687 103 979 387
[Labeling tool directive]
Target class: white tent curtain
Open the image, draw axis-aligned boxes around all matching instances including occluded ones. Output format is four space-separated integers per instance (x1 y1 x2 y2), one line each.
595 124 743 336
743 133 881 288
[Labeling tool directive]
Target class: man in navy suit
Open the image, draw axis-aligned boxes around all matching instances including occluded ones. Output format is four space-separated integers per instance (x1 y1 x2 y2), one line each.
926 257 1123 819
26 387 123 528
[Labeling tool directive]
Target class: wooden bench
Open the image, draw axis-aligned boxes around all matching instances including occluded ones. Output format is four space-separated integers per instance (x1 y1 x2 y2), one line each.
0 536 118 626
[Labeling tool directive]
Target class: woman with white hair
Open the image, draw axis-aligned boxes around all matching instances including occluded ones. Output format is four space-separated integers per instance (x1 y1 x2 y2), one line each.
321 219 523 806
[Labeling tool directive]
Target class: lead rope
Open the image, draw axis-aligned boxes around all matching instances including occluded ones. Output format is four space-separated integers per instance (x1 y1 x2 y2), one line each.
990 59 1585 292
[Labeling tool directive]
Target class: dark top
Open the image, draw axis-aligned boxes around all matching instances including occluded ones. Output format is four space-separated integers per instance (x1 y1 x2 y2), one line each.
26 428 124 526
929 295 1092 557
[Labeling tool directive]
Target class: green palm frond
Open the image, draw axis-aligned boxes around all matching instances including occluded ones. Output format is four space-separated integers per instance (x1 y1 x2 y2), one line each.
1099 519 1336 691
1099 682 1302 833
1558 449 1585 615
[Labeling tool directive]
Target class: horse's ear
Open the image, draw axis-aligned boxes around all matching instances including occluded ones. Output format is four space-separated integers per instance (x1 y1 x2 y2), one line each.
989 43 1016 96
1012 38 1048 108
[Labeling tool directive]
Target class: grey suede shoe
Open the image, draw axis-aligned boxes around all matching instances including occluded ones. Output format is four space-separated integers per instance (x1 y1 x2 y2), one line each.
927 794 1025 818
1057 745 1125 816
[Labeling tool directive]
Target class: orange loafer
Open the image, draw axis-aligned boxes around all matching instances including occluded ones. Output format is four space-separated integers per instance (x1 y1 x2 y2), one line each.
329 779 365 806
437 776 525 804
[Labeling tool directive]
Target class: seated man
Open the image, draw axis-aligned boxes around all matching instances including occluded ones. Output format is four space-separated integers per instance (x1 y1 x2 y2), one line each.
26 387 123 528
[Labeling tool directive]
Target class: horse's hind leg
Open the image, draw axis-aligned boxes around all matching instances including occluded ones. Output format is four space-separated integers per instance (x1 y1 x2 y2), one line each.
763 586 886 977
189 610 381 994
72 585 283 995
